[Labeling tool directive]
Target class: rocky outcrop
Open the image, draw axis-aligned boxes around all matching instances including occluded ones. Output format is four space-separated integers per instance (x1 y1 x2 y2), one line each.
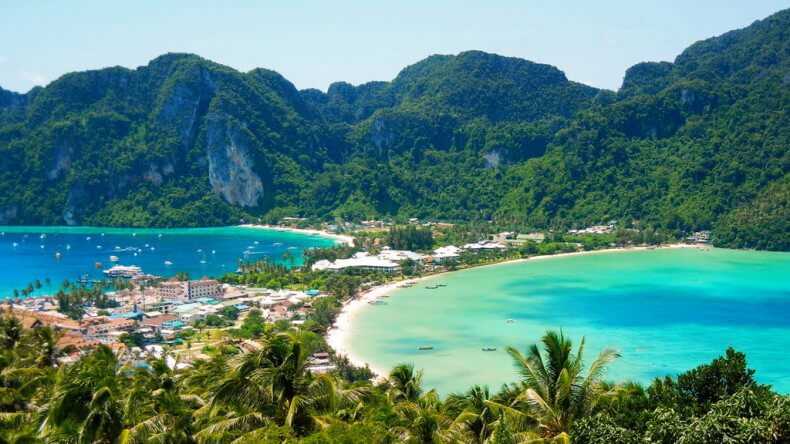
205 115 263 207
47 143 72 180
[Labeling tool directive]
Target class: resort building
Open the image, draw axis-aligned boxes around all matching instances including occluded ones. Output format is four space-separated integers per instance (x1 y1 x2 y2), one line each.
311 252 401 274
568 223 616 235
432 245 462 263
378 247 424 263
463 241 508 250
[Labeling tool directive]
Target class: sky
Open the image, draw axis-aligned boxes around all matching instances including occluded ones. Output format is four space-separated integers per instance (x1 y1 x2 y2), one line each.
1 1 788 94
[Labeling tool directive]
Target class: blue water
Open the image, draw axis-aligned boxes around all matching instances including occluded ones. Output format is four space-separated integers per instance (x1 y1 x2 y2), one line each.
0 226 336 299
349 248 790 394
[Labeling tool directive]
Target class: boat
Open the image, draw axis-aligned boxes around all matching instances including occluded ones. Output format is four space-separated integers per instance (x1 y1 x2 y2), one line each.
164 260 173 266
425 285 439 290
418 346 434 351
109 255 119 262
482 347 497 352
506 319 515 324
436 283 447 287
103 265 142 278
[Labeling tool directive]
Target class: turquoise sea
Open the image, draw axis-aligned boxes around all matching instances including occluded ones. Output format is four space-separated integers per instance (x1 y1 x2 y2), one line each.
0 226 336 299
347 248 790 394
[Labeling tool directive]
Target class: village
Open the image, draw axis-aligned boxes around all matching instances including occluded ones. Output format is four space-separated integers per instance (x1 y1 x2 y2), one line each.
0 220 710 374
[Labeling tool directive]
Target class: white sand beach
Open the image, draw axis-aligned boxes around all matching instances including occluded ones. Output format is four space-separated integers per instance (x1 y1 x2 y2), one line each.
238 224 355 246
324 243 704 377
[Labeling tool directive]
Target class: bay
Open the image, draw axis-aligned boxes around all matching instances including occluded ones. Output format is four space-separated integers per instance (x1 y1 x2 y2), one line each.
348 248 790 394
0 225 336 299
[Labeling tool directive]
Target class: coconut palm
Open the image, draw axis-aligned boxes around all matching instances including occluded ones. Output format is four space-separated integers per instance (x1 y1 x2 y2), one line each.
387 363 424 403
120 359 202 444
506 330 620 439
40 345 125 442
199 332 362 441
392 390 452 443
445 385 497 442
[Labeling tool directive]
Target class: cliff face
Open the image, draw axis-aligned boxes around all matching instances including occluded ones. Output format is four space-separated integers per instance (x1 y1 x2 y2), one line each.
206 115 264 207
0 8 787 251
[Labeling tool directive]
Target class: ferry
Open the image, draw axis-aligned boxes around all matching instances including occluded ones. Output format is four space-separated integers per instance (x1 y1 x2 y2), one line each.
103 265 142 278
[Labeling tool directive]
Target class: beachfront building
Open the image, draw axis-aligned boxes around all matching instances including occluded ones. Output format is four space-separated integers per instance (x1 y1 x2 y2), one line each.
432 245 462 263
378 247 424 263
463 240 508 250
312 252 401 274
568 223 616 235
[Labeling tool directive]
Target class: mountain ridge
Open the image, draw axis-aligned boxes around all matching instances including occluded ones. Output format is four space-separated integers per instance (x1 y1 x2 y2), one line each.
0 7 787 250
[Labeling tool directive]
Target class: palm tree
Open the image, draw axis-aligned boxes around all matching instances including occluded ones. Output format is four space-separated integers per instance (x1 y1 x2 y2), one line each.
120 359 201 444
199 332 360 440
506 330 620 439
40 345 125 443
386 363 423 403
445 385 497 442
392 389 452 443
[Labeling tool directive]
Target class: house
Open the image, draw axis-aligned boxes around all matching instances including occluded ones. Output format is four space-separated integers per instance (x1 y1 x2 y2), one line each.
141 314 179 332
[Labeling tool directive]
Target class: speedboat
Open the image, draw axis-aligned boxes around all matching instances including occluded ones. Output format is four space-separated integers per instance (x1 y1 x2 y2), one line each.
164 260 173 266
418 346 434 351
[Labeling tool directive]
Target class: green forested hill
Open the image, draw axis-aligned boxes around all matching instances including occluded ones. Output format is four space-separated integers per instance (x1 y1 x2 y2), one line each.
0 9 788 249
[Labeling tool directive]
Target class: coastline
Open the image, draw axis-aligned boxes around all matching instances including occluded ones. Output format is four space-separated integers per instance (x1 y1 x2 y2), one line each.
325 242 705 377
238 224 355 247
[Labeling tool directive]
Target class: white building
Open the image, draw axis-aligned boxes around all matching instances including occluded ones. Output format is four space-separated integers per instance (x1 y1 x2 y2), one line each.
463 241 507 250
378 247 424 262
188 278 223 299
432 245 462 263
312 252 401 273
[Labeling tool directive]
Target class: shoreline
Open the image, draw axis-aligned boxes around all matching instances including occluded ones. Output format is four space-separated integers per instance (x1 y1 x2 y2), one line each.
238 224 355 247
325 242 705 378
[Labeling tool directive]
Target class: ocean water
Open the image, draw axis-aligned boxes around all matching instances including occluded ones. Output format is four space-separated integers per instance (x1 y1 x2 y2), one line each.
348 248 790 394
0 226 336 299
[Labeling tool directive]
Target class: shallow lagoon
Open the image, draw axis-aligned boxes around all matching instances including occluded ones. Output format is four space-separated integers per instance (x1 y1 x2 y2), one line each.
348 248 790 394
0 226 336 299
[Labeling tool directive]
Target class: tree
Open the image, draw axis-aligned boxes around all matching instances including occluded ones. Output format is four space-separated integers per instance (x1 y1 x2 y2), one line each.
506 330 620 439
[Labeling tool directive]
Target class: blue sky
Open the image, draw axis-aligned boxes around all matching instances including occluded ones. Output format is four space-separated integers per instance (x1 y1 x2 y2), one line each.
1 1 787 93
